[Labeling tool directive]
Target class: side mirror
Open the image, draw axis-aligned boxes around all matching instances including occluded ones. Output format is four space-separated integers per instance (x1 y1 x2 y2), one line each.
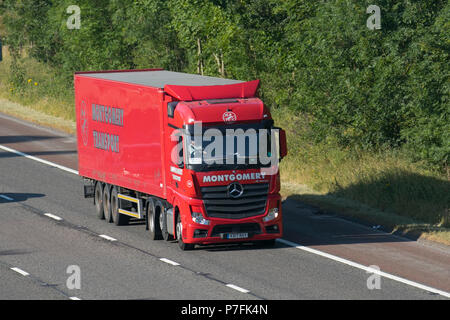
279 129 287 160
177 135 184 168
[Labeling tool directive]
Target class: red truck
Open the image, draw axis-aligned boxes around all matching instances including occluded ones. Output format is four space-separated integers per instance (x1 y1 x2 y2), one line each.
75 69 287 250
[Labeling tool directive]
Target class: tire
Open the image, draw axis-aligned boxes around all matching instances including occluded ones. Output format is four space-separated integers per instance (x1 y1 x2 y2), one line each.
103 184 112 223
111 186 129 226
94 181 104 220
156 201 173 241
176 214 194 251
147 199 162 240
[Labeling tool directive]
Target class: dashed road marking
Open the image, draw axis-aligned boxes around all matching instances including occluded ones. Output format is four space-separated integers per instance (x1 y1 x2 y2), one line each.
44 213 63 221
99 234 117 241
10 267 30 276
0 144 78 175
2 133 449 300
160 258 180 266
225 284 250 294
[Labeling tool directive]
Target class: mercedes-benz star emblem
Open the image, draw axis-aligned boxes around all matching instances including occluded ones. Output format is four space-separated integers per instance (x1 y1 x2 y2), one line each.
228 183 244 199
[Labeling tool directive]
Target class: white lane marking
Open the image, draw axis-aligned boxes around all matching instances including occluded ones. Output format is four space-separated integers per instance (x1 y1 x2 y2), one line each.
0 194 14 201
69 297 81 300
44 213 63 221
99 234 117 241
160 258 180 266
277 238 450 299
226 284 250 294
10 267 30 276
0 144 78 175
2 137 448 298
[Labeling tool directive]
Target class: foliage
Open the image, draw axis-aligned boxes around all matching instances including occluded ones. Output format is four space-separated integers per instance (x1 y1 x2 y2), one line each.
0 0 448 168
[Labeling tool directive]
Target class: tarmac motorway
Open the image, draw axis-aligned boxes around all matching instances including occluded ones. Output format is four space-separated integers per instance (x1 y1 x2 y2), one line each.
0 112 449 300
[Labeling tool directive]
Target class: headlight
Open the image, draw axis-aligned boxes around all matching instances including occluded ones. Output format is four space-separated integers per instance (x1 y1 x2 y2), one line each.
263 207 279 222
191 212 210 225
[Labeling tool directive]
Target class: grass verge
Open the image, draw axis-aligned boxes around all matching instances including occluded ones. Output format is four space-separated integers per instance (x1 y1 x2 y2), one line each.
0 98 76 134
280 183 450 246
274 109 449 246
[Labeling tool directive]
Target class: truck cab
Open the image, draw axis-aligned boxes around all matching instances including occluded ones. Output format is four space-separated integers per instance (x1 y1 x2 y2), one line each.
163 93 287 249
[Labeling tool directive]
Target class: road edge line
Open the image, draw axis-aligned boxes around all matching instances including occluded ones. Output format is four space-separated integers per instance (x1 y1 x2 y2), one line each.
277 238 450 298
0 144 78 175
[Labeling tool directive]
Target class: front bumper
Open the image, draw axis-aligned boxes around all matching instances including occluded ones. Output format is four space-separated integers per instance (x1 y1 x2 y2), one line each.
182 195 283 245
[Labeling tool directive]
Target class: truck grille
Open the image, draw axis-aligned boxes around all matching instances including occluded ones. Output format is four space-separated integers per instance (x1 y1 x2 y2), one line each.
201 183 269 219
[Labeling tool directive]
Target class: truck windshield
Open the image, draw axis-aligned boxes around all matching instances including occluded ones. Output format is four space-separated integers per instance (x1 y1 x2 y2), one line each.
182 121 279 172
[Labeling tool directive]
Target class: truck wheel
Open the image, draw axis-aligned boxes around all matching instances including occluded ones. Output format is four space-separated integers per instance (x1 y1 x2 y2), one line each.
103 184 112 223
176 215 194 251
156 201 173 241
147 199 162 240
111 186 129 226
94 182 104 220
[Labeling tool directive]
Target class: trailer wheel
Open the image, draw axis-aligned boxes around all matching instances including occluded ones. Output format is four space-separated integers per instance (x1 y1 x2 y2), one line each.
176 214 194 251
111 186 129 226
147 199 162 240
94 181 104 220
103 184 112 223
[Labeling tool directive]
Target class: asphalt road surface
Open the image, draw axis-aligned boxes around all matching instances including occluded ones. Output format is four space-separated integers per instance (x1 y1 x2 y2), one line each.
0 112 449 300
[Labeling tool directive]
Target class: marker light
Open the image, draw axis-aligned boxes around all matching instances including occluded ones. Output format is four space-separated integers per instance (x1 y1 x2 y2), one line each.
263 208 279 222
191 212 210 225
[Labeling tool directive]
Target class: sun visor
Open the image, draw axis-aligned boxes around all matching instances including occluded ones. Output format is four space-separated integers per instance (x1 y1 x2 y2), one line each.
164 80 259 101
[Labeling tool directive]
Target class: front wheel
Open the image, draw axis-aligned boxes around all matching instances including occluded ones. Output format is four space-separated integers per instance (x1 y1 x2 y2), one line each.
176 215 194 251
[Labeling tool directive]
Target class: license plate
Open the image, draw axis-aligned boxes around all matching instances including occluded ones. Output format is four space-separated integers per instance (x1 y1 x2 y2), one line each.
225 232 249 239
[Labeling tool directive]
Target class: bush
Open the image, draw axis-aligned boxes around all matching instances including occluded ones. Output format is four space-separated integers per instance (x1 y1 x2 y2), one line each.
0 0 448 169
